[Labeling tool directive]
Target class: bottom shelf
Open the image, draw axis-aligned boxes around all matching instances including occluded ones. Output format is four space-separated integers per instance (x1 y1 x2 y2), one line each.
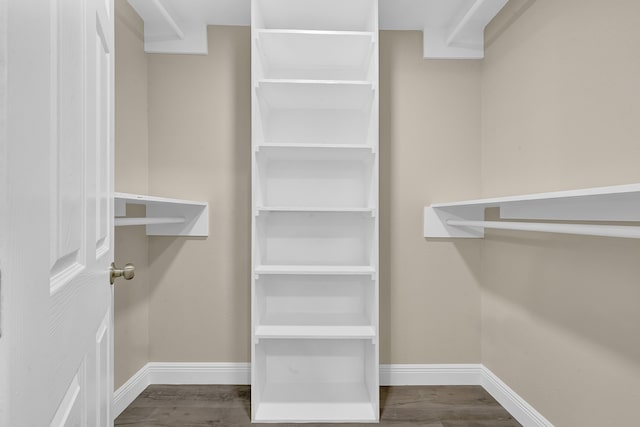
255 383 377 422
253 338 379 422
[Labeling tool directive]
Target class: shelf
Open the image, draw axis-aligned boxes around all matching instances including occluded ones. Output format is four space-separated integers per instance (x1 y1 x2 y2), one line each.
257 79 373 110
256 212 374 266
115 192 208 236
255 0 375 32
256 143 374 152
256 315 375 339
254 338 378 422
254 383 377 422
257 107 373 145
255 29 374 81
257 207 375 215
255 265 375 276
424 183 640 239
256 143 375 160
256 147 374 208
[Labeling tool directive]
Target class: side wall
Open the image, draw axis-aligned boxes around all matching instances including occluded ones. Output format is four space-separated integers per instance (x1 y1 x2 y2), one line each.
481 1 640 425
144 28 483 365
113 0 150 390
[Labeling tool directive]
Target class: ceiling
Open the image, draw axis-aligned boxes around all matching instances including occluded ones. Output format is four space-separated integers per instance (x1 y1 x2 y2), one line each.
128 0 508 58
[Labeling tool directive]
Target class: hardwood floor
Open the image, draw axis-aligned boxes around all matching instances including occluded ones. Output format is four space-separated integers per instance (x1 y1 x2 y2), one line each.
115 385 522 426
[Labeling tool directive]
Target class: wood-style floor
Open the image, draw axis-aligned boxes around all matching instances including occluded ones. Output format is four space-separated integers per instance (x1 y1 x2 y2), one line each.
115 385 522 427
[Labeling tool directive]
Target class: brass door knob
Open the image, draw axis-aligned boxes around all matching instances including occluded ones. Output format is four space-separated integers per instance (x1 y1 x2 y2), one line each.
110 262 135 285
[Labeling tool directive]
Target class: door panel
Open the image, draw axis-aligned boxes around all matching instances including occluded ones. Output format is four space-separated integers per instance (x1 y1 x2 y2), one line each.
50 0 86 280
50 364 87 427
2 0 115 425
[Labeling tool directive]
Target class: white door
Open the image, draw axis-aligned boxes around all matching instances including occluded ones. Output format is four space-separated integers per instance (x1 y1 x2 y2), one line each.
1 0 116 426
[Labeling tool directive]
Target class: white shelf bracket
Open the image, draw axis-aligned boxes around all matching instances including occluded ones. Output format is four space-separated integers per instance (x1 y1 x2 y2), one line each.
423 0 508 59
127 0 208 54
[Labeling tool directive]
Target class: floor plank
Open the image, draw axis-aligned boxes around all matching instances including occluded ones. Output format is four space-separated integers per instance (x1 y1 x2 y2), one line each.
115 385 521 426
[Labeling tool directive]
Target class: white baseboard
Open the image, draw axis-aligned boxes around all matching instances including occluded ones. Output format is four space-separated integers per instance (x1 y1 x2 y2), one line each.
113 365 150 419
480 366 554 427
113 362 552 427
147 362 251 385
380 363 482 385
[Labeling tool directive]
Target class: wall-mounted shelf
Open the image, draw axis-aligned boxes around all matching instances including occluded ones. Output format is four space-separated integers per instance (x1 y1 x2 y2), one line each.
115 192 208 236
424 183 640 239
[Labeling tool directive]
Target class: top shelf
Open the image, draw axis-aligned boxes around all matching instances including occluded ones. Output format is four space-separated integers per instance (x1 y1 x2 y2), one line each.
424 183 640 238
253 0 376 32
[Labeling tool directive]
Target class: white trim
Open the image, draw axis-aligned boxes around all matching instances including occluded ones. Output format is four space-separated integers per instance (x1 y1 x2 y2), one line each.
380 363 482 385
481 366 554 427
113 363 553 427
113 365 150 418
147 362 251 385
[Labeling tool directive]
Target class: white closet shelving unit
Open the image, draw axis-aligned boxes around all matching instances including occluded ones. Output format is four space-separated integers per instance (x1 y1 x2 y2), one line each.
251 0 379 423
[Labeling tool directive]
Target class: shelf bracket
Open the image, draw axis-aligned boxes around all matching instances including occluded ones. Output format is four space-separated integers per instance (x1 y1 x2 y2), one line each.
423 0 508 59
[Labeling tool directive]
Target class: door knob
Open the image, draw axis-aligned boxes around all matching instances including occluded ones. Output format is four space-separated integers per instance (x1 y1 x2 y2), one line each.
110 262 135 285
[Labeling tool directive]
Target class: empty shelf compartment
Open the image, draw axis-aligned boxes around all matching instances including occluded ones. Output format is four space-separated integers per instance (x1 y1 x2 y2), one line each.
255 30 374 81
256 211 375 266
253 338 378 422
255 275 375 339
256 146 375 208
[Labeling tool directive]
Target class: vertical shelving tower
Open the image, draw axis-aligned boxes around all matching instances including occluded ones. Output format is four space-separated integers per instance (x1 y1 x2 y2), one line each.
251 0 379 422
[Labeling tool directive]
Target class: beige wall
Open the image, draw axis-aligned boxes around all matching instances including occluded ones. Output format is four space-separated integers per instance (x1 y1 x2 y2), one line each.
380 31 482 363
146 27 252 361
481 0 640 425
113 0 150 389
142 28 483 364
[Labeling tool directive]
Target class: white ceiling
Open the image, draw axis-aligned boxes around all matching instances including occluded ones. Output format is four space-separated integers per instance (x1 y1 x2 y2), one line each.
128 0 508 58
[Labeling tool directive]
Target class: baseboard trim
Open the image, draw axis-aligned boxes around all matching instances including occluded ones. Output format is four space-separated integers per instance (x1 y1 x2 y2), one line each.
380 363 482 385
147 362 251 385
113 365 150 419
480 366 554 427
113 363 553 427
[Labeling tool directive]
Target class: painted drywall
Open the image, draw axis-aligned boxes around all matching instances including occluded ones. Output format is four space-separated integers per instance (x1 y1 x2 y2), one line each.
147 26 252 362
143 28 482 364
379 31 482 363
113 0 150 390
481 0 640 425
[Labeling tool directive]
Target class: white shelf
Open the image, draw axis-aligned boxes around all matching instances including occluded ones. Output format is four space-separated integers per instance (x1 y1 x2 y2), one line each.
424 183 640 239
256 143 375 160
255 265 375 276
257 79 373 110
257 207 374 215
258 108 373 145
115 192 208 236
255 0 375 32
256 147 374 208
256 29 374 81
256 143 374 152
256 317 375 339
255 383 377 422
